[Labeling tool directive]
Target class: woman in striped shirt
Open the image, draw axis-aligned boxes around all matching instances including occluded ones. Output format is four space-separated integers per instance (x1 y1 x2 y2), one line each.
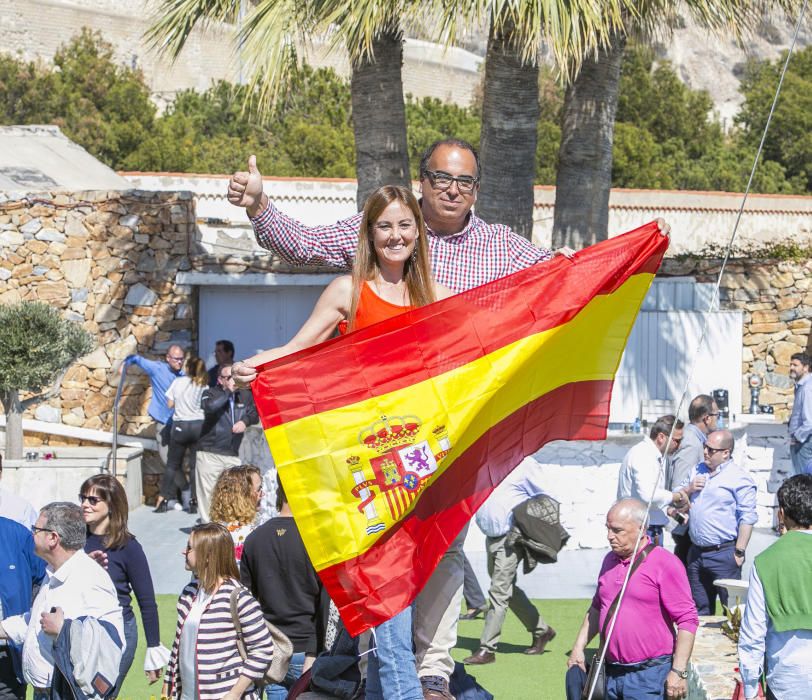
163 523 273 700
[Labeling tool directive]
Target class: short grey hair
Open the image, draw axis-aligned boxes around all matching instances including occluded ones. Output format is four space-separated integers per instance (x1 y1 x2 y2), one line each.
41 502 86 551
609 498 649 526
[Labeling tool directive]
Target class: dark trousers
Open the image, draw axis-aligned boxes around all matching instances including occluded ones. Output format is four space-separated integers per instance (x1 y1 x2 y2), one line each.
161 419 202 501
463 554 486 610
686 542 741 615
671 531 692 567
0 647 24 700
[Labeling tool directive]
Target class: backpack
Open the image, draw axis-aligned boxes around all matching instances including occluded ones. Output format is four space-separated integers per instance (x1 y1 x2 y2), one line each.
229 586 294 686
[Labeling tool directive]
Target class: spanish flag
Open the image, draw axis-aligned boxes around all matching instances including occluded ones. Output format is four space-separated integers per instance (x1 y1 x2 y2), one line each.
253 221 668 635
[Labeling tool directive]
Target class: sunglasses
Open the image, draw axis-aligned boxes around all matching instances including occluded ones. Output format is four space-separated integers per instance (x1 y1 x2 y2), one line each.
79 494 102 506
703 445 727 455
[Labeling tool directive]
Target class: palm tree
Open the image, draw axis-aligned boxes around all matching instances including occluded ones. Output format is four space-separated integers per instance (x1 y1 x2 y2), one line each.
435 1 629 240
146 0 413 208
552 1 799 249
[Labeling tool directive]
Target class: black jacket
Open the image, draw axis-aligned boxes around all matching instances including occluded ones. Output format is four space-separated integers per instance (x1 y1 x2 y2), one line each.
198 386 258 456
506 494 570 574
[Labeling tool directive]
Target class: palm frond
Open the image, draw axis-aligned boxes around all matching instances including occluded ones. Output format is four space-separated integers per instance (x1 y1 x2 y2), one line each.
145 0 241 60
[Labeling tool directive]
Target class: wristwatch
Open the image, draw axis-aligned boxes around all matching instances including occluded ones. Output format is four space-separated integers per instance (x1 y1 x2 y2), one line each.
735 548 746 559
671 667 689 679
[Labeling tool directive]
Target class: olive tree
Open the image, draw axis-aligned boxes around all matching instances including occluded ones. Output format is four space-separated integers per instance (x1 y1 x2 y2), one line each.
0 302 94 460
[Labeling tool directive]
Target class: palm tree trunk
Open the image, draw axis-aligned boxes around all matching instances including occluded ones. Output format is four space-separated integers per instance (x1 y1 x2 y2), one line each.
553 33 626 249
350 26 411 209
477 13 539 240
1 390 23 461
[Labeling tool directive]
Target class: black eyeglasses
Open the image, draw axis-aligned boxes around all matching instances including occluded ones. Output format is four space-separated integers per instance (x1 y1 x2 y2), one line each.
31 525 55 535
423 169 479 193
703 445 727 455
79 494 102 506
705 412 720 419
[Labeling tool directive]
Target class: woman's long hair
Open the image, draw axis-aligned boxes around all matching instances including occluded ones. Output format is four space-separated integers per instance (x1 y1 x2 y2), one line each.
209 465 260 526
80 474 132 549
189 522 240 593
184 356 209 387
348 185 435 331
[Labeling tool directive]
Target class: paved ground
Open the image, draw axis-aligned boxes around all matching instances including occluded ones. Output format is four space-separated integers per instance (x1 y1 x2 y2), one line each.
130 504 779 598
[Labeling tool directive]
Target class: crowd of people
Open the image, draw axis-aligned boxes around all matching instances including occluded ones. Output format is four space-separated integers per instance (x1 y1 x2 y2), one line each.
0 138 809 700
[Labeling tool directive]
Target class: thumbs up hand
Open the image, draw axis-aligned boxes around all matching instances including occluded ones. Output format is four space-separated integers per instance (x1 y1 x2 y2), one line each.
227 154 267 217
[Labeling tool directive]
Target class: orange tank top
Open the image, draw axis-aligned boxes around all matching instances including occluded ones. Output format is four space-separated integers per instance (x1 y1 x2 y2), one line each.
339 280 415 334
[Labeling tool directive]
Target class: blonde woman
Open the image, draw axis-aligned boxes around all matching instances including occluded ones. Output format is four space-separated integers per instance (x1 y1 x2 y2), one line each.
163 523 273 700
209 465 263 563
157 355 209 513
233 185 453 700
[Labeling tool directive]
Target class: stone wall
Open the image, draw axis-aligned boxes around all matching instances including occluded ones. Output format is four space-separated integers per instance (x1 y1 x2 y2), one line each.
0 190 196 448
660 257 812 419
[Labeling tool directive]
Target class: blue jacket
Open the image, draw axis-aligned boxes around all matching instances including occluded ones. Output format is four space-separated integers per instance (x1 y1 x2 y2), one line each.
0 516 47 683
51 617 123 700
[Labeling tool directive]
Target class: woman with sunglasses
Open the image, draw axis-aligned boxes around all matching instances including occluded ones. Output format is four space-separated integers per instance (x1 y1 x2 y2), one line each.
163 523 273 700
80 474 170 693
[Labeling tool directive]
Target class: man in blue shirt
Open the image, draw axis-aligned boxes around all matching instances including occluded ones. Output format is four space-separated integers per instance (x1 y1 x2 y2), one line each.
678 429 757 614
668 394 719 564
0 516 46 699
122 345 185 469
789 352 812 476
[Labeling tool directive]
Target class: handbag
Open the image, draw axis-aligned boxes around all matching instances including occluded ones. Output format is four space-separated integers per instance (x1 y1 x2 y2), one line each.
229 586 294 686
581 543 656 700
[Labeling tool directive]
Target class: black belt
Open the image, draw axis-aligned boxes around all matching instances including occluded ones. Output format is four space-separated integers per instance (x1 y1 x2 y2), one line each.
607 654 671 673
697 540 735 553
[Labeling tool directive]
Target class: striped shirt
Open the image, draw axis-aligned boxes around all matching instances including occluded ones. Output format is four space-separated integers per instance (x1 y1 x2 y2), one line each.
250 201 553 293
164 579 273 700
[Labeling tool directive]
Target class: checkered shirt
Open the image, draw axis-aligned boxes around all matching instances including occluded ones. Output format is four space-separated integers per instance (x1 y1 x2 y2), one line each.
251 200 553 293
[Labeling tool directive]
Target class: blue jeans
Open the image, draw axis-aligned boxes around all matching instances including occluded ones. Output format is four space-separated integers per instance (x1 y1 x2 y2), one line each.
265 651 305 700
365 607 422 700
606 655 671 699
791 439 812 475
687 543 741 615
113 614 138 696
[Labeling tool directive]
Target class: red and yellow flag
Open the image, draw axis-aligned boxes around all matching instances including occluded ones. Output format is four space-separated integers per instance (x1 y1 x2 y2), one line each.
252 221 668 635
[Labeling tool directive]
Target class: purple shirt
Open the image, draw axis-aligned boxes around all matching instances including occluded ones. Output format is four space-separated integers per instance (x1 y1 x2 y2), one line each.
591 541 698 664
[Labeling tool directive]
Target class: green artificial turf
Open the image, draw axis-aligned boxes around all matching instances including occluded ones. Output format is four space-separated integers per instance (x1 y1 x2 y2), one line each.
453 598 591 700
110 596 590 699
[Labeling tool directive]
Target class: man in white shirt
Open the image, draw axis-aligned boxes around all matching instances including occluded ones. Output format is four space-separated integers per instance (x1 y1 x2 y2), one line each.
463 459 556 666
0 457 37 529
617 415 685 545
0 502 123 700
738 474 812 700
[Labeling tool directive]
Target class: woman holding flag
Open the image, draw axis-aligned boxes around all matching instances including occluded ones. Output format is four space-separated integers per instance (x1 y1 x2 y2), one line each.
233 184 453 700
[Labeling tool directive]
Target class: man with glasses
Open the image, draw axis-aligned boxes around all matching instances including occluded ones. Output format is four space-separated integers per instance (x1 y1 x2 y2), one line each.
676 430 757 614
122 345 186 474
667 395 719 565
196 365 258 523
226 138 571 700
616 415 685 546
0 503 122 700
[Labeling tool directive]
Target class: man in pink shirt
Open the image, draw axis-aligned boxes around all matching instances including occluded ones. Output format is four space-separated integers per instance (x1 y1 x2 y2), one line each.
567 499 698 699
